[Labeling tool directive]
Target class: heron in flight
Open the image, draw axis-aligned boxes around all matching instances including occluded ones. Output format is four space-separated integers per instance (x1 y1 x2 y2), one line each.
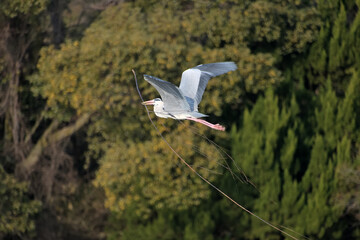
142 62 237 131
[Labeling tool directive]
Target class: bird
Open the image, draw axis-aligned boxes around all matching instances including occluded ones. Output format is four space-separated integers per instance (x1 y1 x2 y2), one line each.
142 62 237 131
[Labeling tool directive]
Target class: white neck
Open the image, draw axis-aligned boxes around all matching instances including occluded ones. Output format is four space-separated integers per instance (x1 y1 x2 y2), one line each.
153 101 170 118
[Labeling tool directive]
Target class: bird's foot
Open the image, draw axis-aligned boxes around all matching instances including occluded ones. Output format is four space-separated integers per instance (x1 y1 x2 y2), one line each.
213 123 225 131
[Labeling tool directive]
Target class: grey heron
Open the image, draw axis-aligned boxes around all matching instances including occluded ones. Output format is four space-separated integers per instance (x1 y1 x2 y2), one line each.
142 62 237 131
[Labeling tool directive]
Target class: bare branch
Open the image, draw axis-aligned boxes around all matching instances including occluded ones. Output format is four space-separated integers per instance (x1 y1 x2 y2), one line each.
19 113 91 173
25 105 49 144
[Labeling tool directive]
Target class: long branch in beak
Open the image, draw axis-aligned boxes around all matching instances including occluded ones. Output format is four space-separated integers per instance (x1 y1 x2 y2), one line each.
142 100 155 105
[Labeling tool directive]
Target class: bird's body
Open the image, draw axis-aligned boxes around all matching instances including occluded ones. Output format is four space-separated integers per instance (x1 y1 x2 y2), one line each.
151 98 208 119
142 62 237 131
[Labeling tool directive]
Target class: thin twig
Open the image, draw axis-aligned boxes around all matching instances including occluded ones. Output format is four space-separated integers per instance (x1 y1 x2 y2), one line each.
177 120 251 185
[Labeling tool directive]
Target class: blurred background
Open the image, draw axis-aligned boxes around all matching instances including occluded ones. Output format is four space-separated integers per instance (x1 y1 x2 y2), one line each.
0 0 359 239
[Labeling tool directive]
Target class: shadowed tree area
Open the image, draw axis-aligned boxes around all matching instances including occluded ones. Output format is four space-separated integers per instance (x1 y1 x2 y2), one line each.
0 0 359 239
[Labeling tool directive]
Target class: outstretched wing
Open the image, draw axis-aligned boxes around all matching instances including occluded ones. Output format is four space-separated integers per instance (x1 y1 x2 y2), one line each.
179 62 237 110
144 74 190 113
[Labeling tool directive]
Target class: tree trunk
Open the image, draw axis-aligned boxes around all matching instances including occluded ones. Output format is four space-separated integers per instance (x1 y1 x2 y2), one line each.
49 0 65 47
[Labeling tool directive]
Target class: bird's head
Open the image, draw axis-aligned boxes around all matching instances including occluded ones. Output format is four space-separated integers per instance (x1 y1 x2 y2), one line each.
142 98 162 106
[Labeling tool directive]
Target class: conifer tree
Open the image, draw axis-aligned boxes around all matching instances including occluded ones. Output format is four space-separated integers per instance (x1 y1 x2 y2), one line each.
231 45 360 240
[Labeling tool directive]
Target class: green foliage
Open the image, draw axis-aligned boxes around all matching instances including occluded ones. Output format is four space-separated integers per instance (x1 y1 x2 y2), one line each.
120 214 176 240
94 122 220 218
21 0 360 239
32 0 321 120
183 210 215 240
28 1 319 231
0 166 41 236
231 69 360 239
297 0 360 90
231 89 300 239
0 0 48 17
29 0 323 238
31 39 125 121
106 207 215 240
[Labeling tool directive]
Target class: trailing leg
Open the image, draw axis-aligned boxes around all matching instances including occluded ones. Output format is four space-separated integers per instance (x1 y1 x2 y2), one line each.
186 117 225 131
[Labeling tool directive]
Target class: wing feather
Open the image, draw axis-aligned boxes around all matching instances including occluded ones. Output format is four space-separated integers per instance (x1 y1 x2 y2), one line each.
179 62 237 110
144 75 190 113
